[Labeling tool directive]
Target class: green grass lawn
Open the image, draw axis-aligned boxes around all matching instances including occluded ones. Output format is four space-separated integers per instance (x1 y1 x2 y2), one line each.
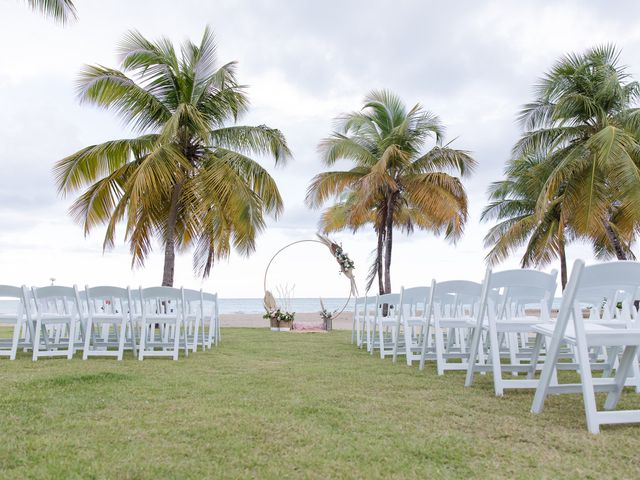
2 328 640 479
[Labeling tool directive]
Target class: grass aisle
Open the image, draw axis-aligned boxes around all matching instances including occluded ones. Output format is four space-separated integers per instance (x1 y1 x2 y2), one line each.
1 328 639 479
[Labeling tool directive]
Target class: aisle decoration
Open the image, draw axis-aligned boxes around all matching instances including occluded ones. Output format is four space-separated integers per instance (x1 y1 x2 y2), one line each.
263 284 295 331
319 298 337 331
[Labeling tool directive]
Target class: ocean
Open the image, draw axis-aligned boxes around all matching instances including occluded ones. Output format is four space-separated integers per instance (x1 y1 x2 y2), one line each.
0 298 354 315
0 297 567 315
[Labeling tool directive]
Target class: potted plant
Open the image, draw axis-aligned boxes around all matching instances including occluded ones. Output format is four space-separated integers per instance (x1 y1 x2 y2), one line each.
263 309 281 331
277 311 295 331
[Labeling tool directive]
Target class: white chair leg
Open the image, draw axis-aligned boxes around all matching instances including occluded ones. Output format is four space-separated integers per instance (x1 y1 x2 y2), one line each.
404 323 413 366
10 320 21 360
117 320 127 361
32 320 42 361
138 323 146 361
82 318 93 360
67 320 76 360
488 324 504 396
604 345 638 410
575 337 600 434
435 321 446 376
172 322 180 360
465 325 483 387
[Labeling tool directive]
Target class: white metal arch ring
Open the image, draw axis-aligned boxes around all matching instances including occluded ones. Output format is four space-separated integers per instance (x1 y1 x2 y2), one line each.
263 239 352 319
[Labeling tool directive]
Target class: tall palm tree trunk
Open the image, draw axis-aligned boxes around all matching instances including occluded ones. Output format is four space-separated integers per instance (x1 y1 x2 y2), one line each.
558 237 567 291
162 181 184 287
383 193 396 294
376 226 385 295
604 221 627 260
558 221 567 290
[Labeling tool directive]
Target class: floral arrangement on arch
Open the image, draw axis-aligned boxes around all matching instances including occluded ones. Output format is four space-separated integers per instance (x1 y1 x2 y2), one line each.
317 234 358 297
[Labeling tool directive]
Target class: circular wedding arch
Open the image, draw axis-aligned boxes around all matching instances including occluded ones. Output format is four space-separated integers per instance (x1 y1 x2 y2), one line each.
263 239 353 319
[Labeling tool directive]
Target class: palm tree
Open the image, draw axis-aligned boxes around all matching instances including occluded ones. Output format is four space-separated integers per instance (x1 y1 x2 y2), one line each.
515 45 640 260
481 153 572 289
306 90 475 294
25 0 77 24
55 27 291 286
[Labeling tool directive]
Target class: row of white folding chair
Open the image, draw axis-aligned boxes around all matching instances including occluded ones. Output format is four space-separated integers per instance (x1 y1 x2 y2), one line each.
352 296 367 345
359 285 476 368
0 285 219 361
464 268 559 396
419 280 483 375
0 285 32 360
176 290 219 351
361 263 640 433
531 260 640 433
369 293 401 358
391 287 430 365
353 296 377 351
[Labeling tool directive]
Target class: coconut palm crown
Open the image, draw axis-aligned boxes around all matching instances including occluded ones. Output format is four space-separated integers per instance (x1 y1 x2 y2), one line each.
515 44 640 260
482 152 572 288
25 0 77 24
306 90 475 293
54 27 291 286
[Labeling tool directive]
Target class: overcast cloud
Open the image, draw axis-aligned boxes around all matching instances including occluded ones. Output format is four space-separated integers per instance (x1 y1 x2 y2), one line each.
1 0 640 297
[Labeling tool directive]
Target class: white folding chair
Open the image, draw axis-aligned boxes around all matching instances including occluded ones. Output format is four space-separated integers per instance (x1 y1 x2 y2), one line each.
82 286 137 360
30 285 83 361
420 280 483 375
352 295 368 345
361 298 378 352
202 292 219 348
138 287 187 361
531 260 640 433
464 268 558 396
392 286 430 366
371 293 401 359
0 285 31 360
182 288 204 352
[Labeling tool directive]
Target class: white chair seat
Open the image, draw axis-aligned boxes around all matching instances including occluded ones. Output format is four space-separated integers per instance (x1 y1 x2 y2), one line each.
39 313 77 322
405 317 427 326
438 317 476 329
495 317 552 333
534 323 640 347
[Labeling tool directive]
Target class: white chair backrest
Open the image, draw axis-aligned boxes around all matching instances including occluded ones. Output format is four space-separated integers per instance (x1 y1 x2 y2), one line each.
399 286 430 318
182 288 202 302
32 285 81 316
375 293 401 318
201 292 218 316
574 286 619 321
481 268 558 320
139 287 182 316
431 280 483 317
0 285 26 318
84 286 130 316
353 296 368 308
182 288 204 317
567 261 640 323
353 296 368 317
0 285 23 299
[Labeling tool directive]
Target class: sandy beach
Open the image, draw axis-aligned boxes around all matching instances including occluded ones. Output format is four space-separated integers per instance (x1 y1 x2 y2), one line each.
220 312 353 330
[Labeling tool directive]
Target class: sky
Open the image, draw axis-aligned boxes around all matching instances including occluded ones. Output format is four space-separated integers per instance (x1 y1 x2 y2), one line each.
1 0 640 298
